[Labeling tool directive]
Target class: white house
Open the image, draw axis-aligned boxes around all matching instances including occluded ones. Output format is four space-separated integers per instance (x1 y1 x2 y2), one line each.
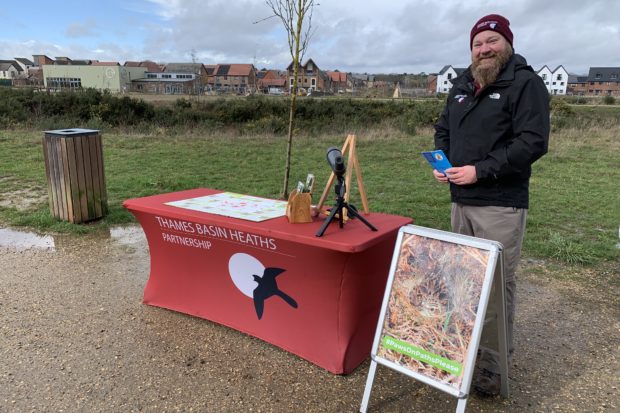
0 60 22 79
537 65 553 92
436 65 466 94
549 65 568 95
537 65 568 95
13 58 35 77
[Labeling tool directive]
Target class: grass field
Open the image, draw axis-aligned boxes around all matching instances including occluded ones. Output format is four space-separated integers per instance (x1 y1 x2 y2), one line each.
1 120 618 269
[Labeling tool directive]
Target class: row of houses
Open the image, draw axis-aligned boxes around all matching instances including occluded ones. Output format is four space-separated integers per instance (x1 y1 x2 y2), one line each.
3 54 619 97
0 55 356 95
432 64 620 97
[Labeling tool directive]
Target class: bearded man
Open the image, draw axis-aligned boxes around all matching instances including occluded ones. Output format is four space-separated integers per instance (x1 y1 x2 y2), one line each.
433 14 550 396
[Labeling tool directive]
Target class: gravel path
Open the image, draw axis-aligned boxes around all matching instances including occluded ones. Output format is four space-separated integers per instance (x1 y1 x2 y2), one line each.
1 226 618 412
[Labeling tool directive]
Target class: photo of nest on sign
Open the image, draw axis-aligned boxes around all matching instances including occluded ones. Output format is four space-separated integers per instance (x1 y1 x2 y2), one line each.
378 233 490 388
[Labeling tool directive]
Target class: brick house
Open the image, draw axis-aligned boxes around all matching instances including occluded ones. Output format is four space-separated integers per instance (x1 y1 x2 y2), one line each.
584 67 620 96
257 69 287 94
210 64 257 94
286 58 330 93
326 71 350 93
567 75 588 96
124 60 162 73
32 55 55 66
426 74 438 95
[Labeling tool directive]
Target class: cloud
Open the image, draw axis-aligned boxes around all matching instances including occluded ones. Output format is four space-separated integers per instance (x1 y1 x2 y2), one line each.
65 19 99 38
4 0 620 75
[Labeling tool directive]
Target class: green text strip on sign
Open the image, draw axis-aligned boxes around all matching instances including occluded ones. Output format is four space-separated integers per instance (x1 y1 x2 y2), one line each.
382 335 462 376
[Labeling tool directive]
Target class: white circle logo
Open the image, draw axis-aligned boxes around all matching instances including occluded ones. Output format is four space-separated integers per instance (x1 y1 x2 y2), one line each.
228 253 263 297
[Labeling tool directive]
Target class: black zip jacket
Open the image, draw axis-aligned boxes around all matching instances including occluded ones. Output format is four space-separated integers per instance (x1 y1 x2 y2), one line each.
434 53 550 209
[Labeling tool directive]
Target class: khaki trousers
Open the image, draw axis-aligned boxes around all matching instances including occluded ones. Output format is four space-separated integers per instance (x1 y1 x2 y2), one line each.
451 203 527 374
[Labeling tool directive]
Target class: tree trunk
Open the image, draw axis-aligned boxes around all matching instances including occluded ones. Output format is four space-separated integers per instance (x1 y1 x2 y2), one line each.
282 92 297 199
281 2 306 199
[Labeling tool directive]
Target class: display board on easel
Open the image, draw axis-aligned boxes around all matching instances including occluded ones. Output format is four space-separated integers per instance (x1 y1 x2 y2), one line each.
360 225 508 413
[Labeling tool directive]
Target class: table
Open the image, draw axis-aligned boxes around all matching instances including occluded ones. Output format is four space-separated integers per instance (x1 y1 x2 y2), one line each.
123 188 412 374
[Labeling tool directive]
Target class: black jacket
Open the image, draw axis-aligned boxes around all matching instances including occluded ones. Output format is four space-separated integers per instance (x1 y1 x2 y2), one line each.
434 53 549 209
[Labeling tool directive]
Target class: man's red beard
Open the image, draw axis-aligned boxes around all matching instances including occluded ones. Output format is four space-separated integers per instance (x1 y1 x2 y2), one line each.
471 44 513 87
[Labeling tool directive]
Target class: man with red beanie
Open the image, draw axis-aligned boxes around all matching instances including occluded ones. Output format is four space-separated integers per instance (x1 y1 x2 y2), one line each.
433 14 549 396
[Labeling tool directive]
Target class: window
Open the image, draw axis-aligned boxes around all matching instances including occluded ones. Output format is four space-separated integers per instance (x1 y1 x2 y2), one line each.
444 80 448 84
552 82 556 85
46 77 81 89
557 74 563 81
560 82 564 86
447 73 452 80
147 73 157 78
542 74 547 80
595 73 601 79
611 74 618 80
312 78 316 87
161 74 172 78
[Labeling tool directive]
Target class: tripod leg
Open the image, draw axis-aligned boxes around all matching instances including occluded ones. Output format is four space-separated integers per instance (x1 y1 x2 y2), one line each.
345 204 378 231
316 201 342 237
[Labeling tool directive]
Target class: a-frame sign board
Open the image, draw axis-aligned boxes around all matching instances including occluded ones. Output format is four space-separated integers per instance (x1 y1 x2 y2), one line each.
316 134 370 219
360 225 510 413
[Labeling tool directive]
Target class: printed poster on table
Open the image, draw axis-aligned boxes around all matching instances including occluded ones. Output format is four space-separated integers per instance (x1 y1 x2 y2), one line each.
375 228 496 391
165 192 287 222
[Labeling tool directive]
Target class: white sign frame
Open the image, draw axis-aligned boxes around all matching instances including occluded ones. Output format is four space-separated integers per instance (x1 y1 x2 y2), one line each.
360 225 508 413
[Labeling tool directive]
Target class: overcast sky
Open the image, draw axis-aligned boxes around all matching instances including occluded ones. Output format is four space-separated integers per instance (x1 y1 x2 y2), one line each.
1 0 619 75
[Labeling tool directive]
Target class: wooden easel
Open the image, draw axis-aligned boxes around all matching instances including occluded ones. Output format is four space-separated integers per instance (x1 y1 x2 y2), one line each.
316 134 370 219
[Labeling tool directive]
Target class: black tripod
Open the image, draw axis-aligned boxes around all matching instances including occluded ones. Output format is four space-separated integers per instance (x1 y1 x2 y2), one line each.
316 175 377 237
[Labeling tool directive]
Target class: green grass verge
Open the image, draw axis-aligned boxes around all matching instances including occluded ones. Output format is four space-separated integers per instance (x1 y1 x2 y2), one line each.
1 125 618 269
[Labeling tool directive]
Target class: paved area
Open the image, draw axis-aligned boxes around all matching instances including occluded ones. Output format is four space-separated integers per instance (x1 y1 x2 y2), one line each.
1 226 618 412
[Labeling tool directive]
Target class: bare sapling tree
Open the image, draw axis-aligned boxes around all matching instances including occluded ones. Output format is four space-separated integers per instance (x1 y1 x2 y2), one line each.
265 0 317 198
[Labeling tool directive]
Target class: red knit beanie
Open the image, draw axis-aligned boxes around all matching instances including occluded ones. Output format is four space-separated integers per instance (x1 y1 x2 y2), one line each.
470 14 513 49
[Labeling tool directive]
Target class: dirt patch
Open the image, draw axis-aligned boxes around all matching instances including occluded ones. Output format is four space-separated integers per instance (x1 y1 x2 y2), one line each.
0 187 48 210
0 176 48 210
0 227 618 412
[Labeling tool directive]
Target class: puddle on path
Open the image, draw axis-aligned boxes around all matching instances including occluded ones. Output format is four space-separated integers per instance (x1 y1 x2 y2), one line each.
0 227 55 251
0 225 146 252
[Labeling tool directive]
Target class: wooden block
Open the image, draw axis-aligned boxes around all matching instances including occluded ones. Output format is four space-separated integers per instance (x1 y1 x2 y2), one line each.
286 190 313 223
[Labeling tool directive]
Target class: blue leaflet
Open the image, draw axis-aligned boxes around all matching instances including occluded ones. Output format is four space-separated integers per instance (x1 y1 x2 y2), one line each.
421 150 453 175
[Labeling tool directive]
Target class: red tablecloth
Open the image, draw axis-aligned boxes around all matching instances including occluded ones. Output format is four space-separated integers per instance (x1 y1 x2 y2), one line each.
124 188 412 374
